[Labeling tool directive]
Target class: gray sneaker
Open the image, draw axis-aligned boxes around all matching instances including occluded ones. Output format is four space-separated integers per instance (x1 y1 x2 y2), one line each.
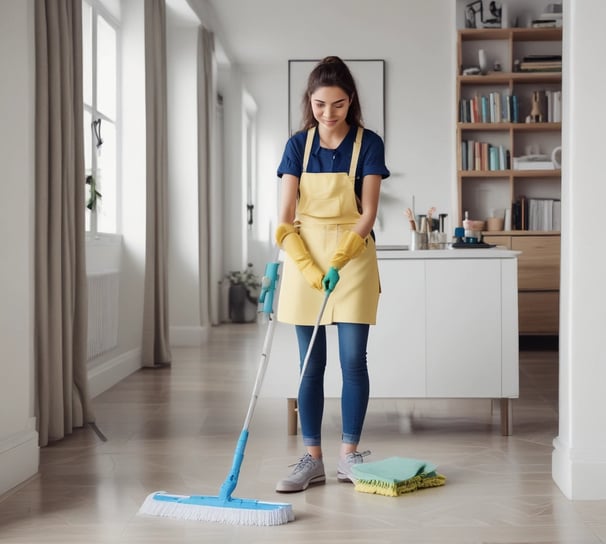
275 453 326 493
336 450 371 483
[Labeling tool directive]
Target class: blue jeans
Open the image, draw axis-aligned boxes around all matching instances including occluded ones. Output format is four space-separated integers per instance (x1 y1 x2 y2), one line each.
295 323 370 447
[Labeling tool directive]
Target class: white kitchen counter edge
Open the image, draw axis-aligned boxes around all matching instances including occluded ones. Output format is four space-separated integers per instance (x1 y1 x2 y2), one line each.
376 248 520 259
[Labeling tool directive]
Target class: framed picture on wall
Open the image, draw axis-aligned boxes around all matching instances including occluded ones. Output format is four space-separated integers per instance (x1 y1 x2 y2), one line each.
288 59 385 139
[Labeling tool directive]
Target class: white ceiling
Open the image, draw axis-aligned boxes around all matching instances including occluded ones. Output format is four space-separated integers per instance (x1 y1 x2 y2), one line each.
203 0 407 66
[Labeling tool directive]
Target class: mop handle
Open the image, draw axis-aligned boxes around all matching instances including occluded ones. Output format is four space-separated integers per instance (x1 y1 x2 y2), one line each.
298 291 330 392
221 263 280 501
241 249 282 432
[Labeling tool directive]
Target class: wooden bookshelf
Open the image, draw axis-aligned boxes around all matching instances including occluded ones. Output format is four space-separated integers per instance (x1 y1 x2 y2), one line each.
456 27 562 335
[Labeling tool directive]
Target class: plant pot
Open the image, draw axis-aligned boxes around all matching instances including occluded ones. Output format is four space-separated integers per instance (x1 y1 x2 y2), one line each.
228 284 257 323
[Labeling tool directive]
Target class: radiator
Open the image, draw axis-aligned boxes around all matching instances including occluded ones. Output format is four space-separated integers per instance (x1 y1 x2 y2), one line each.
87 271 119 360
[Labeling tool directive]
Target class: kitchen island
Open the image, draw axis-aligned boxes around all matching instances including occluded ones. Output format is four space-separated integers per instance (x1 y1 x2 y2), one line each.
262 247 520 436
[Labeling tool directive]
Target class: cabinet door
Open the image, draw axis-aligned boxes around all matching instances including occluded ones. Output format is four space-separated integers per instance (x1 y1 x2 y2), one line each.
519 291 560 334
368 259 426 396
513 236 560 290
425 259 502 398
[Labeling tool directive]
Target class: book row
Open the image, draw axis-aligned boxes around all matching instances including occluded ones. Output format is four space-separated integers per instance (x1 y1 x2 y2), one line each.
519 53 562 72
512 197 561 231
459 90 562 124
461 140 510 171
459 92 519 123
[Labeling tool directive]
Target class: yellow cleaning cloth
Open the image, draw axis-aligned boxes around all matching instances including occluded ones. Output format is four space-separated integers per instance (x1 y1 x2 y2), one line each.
351 456 446 497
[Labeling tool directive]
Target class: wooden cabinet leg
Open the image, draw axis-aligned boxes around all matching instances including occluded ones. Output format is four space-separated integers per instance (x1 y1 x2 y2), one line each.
287 398 298 435
500 398 513 436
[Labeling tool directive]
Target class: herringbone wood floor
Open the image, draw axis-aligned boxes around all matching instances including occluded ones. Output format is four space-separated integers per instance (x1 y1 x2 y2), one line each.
1 324 605 543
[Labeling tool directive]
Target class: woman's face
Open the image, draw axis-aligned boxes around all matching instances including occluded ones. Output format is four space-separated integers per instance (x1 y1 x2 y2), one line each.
310 86 351 131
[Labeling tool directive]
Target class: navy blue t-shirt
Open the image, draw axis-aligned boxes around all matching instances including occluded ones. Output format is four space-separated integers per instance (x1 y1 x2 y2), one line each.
277 125 390 199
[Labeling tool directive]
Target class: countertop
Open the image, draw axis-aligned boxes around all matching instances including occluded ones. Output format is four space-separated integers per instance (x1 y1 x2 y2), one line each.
376 245 520 260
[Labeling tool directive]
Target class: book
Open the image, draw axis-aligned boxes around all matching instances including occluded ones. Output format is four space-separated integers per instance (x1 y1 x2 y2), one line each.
513 154 556 170
475 142 482 170
527 198 561 231
512 95 519 123
523 55 562 62
499 146 506 170
489 146 499 171
504 208 512 231
531 20 558 28
520 61 562 72
513 160 555 170
512 197 529 230
468 139 474 171
481 95 489 123
481 142 489 171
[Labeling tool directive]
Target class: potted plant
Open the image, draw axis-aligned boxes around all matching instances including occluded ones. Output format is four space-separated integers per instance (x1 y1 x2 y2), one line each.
85 173 102 212
225 263 261 323
85 173 102 235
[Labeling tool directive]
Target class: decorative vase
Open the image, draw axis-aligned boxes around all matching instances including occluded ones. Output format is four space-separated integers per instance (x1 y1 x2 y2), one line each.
478 49 488 75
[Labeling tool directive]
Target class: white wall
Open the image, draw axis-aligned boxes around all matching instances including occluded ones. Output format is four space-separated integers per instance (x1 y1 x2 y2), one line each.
552 0 606 500
238 1 457 274
0 0 39 495
186 0 250 280
166 20 200 327
218 66 248 272
166 3 209 344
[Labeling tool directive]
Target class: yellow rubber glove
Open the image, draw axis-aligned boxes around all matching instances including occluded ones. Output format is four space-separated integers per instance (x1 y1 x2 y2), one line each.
329 230 367 270
276 223 324 291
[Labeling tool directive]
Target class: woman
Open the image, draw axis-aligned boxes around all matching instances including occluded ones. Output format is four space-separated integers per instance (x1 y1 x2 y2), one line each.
274 56 390 493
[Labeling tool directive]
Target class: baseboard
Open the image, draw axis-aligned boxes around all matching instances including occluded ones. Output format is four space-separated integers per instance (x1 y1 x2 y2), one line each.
169 325 209 346
552 437 606 499
88 348 141 398
87 327 211 399
0 422 39 496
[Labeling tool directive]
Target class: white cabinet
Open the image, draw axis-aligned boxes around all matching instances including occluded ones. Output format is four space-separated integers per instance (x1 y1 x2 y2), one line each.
367 259 426 397
262 249 519 434
425 259 502 397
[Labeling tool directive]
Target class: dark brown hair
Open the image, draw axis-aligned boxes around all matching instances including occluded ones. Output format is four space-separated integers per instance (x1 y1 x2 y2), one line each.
299 56 363 130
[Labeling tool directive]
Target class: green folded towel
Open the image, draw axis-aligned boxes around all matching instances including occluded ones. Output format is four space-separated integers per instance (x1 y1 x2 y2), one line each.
351 456 446 497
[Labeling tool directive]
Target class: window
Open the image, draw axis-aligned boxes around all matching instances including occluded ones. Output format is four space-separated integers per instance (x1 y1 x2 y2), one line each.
83 0 119 234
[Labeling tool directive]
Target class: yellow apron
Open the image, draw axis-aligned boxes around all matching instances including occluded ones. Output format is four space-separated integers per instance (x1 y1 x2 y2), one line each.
277 126 380 325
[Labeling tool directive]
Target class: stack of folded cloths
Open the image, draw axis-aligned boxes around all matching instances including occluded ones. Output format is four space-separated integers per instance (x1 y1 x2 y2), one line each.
351 456 446 497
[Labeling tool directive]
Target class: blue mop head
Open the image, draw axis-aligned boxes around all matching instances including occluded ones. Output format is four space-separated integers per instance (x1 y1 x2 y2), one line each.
138 492 294 526
138 431 294 526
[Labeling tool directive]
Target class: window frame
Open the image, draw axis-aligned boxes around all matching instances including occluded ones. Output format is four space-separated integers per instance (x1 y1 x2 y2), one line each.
83 0 121 236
